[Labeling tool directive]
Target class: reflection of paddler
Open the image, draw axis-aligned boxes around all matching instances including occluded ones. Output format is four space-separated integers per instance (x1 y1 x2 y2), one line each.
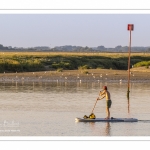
89 122 111 136
97 86 112 119
105 122 110 136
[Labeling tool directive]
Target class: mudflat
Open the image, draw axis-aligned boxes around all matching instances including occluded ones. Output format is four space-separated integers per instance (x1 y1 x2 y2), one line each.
0 68 150 83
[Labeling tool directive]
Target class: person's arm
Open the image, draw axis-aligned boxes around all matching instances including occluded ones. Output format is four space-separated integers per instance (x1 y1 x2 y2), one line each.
97 95 105 100
100 90 105 96
97 90 106 100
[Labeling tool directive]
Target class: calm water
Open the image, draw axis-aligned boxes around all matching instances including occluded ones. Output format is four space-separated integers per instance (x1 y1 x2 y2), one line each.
0 81 150 136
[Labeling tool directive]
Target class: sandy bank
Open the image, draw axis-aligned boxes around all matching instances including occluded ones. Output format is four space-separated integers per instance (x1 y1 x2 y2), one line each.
0 68 150 83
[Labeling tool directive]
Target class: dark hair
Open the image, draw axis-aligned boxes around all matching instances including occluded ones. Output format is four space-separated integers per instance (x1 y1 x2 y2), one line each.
103 86 107 90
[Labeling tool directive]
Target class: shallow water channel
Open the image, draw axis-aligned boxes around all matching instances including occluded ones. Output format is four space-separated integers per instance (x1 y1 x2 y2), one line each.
0 81 150 136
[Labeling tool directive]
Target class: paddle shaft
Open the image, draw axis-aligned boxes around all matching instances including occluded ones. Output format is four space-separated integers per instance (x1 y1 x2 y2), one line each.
91 100 97 113
91 97 103 113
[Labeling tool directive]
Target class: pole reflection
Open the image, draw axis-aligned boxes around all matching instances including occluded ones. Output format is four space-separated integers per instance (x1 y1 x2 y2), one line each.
127 97 130 114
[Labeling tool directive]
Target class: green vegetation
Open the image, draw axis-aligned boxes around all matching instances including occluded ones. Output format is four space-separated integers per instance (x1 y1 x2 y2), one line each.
0 54 45 72
57 68 63 72
0 52 150 73
133 61 150 68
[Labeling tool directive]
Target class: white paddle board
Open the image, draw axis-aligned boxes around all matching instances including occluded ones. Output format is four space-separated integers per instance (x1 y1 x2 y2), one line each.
75 117 138 122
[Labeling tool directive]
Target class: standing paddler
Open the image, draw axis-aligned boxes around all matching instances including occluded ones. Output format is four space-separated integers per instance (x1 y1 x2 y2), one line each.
97 86 112 119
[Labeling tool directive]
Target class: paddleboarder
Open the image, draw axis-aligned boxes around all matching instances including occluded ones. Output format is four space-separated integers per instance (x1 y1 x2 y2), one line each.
97 86 112 119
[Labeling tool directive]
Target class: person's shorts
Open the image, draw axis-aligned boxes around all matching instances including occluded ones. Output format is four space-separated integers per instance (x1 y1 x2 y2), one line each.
106 100 112 108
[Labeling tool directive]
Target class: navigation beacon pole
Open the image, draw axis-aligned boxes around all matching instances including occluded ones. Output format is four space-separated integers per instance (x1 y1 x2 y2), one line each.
127 24 134 99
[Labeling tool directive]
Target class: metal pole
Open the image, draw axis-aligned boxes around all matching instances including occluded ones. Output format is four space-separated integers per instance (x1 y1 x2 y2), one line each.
127 30 131 98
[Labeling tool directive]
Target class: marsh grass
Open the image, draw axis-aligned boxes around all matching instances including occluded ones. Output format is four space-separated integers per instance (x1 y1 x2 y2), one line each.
0 52 150 73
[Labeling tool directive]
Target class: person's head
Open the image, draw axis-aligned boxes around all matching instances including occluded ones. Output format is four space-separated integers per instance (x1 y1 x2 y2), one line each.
103 86 107 90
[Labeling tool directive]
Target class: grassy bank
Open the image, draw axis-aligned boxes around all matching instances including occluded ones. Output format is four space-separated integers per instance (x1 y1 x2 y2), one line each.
0 52 150 73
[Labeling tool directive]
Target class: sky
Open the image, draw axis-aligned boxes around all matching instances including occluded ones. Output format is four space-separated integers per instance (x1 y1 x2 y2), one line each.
0 14 150 48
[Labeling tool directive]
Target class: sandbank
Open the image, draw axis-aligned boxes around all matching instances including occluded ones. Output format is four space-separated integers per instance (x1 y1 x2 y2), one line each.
0 68 150 83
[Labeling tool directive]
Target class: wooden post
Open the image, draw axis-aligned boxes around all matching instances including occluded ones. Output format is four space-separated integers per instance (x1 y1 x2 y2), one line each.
127 24 134 98
127 30 131 98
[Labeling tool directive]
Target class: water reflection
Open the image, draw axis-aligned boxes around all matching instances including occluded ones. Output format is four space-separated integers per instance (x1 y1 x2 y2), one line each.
0 81 150 136
33 82 35 91
89 122 111 136
127 97 130 114
0 81 149 113
15 82 18 91
105 122 111 136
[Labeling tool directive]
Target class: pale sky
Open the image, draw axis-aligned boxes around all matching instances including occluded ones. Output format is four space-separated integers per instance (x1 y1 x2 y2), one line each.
0 14 150 48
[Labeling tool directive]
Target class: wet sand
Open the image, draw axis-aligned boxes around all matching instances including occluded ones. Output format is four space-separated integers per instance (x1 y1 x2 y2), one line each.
0 68 150 83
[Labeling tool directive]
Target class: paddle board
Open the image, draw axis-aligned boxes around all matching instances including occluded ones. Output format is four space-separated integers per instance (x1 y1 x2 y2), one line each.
75 117 138 122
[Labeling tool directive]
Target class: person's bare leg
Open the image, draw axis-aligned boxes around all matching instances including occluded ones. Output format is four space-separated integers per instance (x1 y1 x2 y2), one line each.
106 107 109 119
108 108 110 119
105 108 110 119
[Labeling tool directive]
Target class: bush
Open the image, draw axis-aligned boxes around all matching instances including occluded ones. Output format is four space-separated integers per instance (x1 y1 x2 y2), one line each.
82 70 89 74
0 57 44 72
78 65 89 70
133 61 150 68
57 68 63 72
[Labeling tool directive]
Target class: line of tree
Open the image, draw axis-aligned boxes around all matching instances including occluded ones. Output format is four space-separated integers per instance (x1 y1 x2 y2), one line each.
0 44 150 52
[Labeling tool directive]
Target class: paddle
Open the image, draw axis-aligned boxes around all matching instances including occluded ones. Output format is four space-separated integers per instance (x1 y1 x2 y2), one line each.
91 97 103 113
91 99 98 114
83 99 98 119
83 95 103 119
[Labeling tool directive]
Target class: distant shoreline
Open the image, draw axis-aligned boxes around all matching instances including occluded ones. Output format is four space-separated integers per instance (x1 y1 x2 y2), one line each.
0 68 150 83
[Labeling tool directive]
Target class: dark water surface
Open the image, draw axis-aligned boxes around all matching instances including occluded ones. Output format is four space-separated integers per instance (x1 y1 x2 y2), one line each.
0 81 150 136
